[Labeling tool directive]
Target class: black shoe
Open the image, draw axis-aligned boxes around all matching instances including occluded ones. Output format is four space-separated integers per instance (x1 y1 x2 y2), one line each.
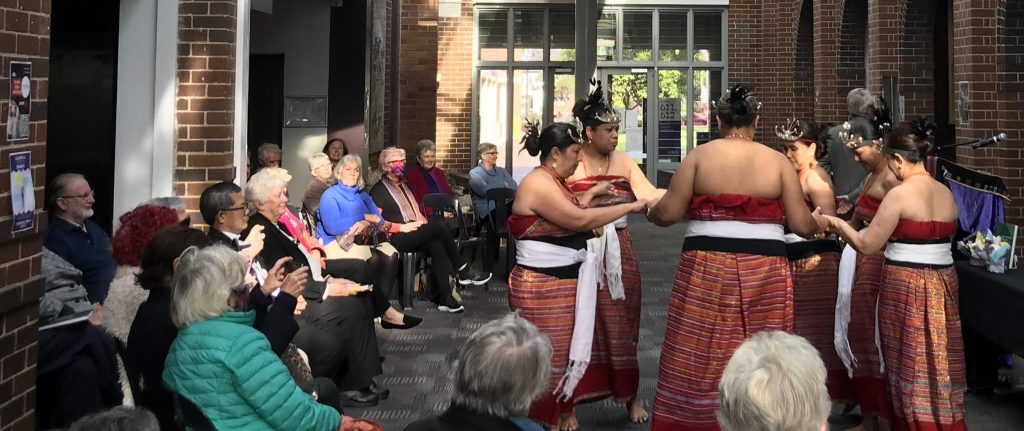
369 382 390 400
457 268 492 286
339 388 379 407
381 314 422 330
437 302 465 313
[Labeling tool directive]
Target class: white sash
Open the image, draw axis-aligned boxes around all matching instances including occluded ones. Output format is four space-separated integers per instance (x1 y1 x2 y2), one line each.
884 242 953 265
685 219 786 241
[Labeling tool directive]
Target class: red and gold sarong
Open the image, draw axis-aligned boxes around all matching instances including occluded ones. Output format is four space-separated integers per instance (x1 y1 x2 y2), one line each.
848 251 892 419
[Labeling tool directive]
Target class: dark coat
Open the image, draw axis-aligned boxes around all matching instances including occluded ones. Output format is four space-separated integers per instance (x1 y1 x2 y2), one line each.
403 405 539 431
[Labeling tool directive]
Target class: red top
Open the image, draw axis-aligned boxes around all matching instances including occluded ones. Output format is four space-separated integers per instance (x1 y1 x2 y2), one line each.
854 194 883 223
568 175 637 208
891 220 957 240
687 194 784 224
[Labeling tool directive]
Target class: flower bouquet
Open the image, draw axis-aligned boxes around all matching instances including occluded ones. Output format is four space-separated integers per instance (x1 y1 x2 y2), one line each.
957 230 1012 273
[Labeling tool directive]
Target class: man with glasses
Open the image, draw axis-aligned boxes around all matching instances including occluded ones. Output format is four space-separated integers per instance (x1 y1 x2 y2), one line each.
44 173 117 319
200 181 255 251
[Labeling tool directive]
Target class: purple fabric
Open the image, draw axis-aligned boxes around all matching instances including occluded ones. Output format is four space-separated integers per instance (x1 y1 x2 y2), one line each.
949 181 1004 233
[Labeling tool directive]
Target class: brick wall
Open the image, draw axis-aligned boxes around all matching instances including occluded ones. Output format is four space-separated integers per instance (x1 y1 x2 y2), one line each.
0 1 50 429
899 0 936 119
836 0 868 119
794 0 816 123
867 0 902 96
397 0 438 161
435 0 473 171
174 0 237 224
995 0 1024 228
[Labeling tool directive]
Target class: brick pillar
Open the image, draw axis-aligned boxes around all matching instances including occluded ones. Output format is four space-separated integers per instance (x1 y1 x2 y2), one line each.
837 0 869 115
436 0 473 171
758 0 800 150
899 0 936 119
813 0 844 125
995 0 1024 232
867 0 901 97
0 1 50 430
726 0 766 140
795 0 816 123
175 0 237 222
397 0 438 159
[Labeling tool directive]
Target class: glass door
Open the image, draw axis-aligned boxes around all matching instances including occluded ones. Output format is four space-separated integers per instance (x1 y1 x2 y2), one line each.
601 69 651 175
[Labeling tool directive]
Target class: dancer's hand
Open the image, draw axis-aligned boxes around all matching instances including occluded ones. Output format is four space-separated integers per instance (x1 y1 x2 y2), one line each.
836 195 853 215
811 207 829 234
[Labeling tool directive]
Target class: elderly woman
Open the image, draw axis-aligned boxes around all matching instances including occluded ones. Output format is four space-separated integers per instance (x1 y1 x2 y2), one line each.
369 147 492 313
242 170 388 407
404 314 551 431
323 138 348 170
469 142 517 264
162 245 343 431
257 142 283 170
716 331 831 431
405 139 454 215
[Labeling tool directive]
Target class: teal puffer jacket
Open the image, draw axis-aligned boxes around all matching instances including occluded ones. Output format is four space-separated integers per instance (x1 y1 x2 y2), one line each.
163 311 340 431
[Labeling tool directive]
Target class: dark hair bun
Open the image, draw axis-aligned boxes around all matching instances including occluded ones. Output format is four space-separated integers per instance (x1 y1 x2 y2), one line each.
520 120 542 157
910 118 936 159
715 85 760 129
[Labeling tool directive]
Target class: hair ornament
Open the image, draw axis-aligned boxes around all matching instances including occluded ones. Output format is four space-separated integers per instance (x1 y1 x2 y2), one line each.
580 78 621 124
567 119 585 144
774 118 802 142
909 117 936 140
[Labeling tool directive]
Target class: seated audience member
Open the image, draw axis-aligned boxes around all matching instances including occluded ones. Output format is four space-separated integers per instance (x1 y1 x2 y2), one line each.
44 173 116 321
404 314 551 431
369 147 492 312
405 139 454 215
162 245 343 431
468 142 517 263
257 142 283 170
37 248 122 429
106 204 182 343
243 170 388 407
716 331 831 431
324 138 348 170
69 406 159 431
305 152 336 216
262 167 324 255
317 154 421 329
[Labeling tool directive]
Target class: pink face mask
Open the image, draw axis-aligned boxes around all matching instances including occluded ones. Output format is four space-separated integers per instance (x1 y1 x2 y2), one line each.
389 162 406 178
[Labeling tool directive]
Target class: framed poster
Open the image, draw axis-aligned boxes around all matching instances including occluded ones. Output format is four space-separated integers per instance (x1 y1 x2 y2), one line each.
10 151 34 233
7 61 31 141
283 96 328 128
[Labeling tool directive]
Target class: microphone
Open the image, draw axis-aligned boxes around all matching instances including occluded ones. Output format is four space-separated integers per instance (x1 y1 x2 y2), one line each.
969 133 1008 149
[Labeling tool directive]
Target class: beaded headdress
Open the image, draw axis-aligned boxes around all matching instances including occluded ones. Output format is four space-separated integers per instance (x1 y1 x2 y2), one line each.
576 78 621 125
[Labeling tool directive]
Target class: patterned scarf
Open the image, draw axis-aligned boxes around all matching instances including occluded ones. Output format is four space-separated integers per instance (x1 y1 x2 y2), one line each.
382 179 421 223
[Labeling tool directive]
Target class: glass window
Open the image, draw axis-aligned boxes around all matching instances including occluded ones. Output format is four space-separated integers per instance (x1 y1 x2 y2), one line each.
693 12 722 62
622 11 652 62
478 69 509 168
597 12 617 61
659 11 687 62
511 69 544 182
549 10 575 61
692 69 722 146
513 9 544 61
658 69 686 162
553 70 576 123
478 10 508 61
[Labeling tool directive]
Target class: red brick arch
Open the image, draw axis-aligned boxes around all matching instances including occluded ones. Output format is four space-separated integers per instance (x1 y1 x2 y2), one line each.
795 0 815 122
897 0 938 122
838 0 868 112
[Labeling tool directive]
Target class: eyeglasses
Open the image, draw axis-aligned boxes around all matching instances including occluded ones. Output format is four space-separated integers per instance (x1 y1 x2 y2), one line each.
386 160 404 165
60 190 94 200
483 151 498 156
221 206 246 213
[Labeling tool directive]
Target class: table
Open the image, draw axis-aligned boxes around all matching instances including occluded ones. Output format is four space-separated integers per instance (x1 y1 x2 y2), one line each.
956 261 1024 387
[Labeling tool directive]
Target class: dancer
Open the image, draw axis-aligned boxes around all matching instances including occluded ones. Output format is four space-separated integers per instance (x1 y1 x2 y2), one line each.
566 80 665 425
646 86 823 431
777 118 856 403
508 121 648 431
821 120 965 431
833 98 899 430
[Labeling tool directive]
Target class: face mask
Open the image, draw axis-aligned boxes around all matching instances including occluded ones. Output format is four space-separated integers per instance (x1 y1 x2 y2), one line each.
389 162 406 178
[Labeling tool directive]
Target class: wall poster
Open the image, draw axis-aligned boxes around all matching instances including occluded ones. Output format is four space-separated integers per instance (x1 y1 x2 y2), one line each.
7 61 31 141
10 151 34 233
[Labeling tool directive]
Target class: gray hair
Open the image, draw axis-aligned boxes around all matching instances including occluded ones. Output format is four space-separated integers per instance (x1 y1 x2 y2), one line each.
47 173 86 212
245 169 287 212
378 146 406 169
69 406 159 431
717 331 831 431
257 142 282 164
416 139 437 157
308 152 332 171
145 196 186 213
334 154 365 189
451 313 552 417
477 143 497 160
847 88 874 117
170 244 245 327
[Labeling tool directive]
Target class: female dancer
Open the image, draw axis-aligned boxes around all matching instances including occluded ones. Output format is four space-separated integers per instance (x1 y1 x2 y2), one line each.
646 86 823 431
822 120 965 431
509 121 648 431
777 118 855 403
565 80 665 425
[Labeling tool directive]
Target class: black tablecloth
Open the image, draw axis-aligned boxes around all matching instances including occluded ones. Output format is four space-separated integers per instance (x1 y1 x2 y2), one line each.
957 261 1024 356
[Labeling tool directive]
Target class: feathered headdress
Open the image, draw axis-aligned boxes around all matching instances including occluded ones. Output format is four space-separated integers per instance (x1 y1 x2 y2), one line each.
575 78 621 125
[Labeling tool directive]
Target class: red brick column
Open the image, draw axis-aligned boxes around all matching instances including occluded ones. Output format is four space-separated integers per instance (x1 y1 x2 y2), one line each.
175 0 237 223
397 0 438 159
899 0 936 119
0 1 50 429
436 0 473 171
994 0 1024 230
867 0 901 95
813 0 845 125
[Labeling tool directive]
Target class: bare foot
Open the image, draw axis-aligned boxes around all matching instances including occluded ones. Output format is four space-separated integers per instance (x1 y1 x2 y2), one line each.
557 410 579 431
627 397 649 423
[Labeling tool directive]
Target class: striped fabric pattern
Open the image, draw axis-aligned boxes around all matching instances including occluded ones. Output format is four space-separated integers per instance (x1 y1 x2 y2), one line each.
879 264 967 431
587 228 642 400
849 252 893 419
791 250 857 402
652 250 793 431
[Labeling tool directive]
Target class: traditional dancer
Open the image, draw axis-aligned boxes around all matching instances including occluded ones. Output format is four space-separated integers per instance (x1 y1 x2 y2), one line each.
777 118 856 403
822 120 966 431
833 99 899 430
646 86 824 431
565 80 666 425
508 121 648 431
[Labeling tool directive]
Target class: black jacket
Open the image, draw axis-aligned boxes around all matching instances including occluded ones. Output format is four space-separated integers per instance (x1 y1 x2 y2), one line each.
403 405 534 431
369 180 416 223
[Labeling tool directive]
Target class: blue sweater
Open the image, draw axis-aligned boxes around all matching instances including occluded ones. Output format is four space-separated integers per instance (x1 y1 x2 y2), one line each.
44 217 116 304
469 165 517 219
316 183 382 244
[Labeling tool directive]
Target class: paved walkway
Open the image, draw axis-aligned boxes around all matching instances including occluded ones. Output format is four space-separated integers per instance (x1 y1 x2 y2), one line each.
348 216 1024 430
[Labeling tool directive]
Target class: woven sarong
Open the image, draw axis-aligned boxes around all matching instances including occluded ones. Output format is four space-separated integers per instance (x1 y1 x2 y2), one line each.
651 250 793 431
791 251 856 402
879 264 967 431
849 251 892 420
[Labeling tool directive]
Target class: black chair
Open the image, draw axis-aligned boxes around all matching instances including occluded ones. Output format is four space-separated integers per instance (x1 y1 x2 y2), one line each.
398 251 424 309
485 187 516 276
422 193 485 254
174 392 216 431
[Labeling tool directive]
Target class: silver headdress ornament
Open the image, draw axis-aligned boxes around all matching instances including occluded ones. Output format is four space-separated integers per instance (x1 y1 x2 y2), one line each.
567 119 585 144
583 79 621 124
840 122 869 149
774 118 802 142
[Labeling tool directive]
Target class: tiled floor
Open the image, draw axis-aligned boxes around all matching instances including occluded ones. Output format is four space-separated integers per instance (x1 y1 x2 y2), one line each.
348 216 1024 430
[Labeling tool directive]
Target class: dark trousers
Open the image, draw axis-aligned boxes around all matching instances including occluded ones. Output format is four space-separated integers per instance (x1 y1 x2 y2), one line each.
474 212 501 269
293 295 382 391
36 324 123 429
388 219 466 305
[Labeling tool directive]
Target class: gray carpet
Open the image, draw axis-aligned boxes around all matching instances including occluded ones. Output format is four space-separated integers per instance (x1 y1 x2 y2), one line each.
347 216 1024 430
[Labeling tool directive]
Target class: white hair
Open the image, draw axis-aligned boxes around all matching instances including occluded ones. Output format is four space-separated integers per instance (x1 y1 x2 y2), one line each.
245 169 287 212
717 331 831 431
257 142 282 164
170 245 246 327
308 152 331 171
847 88 874 117
334 154 365 189
416 139 437 157
451 313 552 417
145 196 186 212
378 147 406 169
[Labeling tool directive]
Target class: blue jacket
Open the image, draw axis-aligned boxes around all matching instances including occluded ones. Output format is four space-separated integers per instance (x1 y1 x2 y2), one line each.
316 183 382 244
469 165 517 220
44 217 116 304
163 311 340 431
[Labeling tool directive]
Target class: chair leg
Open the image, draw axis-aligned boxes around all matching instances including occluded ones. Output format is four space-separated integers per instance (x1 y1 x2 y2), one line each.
400 253 418 310
505 236 515 277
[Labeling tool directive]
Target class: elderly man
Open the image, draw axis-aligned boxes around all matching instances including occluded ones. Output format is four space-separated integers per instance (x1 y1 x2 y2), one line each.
44 173 116 318
304 152 334 215
256 142 283 170
821 88 874 213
